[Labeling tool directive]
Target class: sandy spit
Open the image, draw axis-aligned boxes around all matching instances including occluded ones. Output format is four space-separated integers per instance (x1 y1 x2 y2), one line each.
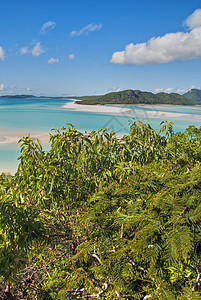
63 101 201 120
62 101 132 113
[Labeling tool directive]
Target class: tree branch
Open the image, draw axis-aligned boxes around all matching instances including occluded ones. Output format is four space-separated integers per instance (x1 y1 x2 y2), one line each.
69 283 109 299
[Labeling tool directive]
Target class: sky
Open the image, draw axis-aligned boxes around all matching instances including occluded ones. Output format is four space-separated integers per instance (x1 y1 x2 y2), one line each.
0 0 201 96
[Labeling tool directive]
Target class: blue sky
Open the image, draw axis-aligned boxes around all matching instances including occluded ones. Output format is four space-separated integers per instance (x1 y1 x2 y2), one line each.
0 0 201 96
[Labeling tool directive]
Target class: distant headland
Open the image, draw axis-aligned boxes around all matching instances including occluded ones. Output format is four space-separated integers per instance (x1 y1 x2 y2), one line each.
74 89 197 105
0 94 71 100
1 88 201 105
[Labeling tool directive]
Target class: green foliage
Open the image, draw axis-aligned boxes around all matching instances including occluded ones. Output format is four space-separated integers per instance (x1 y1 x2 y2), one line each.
0 120 201 299
183 88 201 104
76 89 196 105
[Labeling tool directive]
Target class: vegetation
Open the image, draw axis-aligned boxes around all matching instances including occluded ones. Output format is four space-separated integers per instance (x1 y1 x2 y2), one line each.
75 90 196 105
0 94 37 99
0 120 201 299
2 88 201 105
183 89 201 104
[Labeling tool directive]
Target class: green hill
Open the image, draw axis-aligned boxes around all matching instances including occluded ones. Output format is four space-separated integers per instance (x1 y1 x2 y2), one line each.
75 89 196 105
183 88 201 104
0 94 36 98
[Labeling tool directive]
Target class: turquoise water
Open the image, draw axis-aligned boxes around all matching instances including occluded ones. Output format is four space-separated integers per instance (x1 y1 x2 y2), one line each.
0 98 201 173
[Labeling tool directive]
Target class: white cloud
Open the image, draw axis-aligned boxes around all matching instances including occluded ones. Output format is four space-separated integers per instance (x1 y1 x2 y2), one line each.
154 86 200 95
19 42 45 57
68 54 75 60
70 23 102 37
177 88 190 94
0 47 5 60
0 84 35 95
47 57 59 64
111 9 201 65
40 21 56 34
0 83 5 91
185 9 201 29
154 87 177 93
189 85 201 90
154 87 187 94
32 42 45 57
107 87 124 92
19 46 29 55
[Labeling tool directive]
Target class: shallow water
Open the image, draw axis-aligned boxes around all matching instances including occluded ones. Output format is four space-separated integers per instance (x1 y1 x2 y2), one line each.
0 98 201 173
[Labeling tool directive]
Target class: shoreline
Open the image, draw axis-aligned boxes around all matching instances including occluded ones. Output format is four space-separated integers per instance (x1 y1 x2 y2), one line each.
63 100 201 120
1 101 201 147
0 132 50 145
62 101 132 113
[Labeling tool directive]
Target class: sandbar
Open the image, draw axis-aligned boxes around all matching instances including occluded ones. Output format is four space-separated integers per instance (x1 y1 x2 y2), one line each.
62 101 132 114
131 109 201 120
63 101 201 121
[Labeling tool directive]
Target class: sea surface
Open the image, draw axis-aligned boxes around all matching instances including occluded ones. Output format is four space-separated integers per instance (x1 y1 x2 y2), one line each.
0 98 201 173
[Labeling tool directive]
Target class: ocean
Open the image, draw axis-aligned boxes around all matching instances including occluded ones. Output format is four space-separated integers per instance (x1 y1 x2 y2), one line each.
0 98 201 173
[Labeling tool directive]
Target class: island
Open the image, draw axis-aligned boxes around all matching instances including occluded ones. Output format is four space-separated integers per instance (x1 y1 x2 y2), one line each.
1 88 201 105
74 89 196 105
183 88 201 104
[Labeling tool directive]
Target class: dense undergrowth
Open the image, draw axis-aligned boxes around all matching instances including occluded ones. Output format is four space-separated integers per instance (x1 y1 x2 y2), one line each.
0 120 201 299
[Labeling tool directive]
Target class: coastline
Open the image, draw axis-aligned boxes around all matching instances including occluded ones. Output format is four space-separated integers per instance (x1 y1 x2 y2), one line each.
0 132 50 175
62 100 132 113
63 100 201 121
1 101 201 148
0 132 50 145
0 100 201 175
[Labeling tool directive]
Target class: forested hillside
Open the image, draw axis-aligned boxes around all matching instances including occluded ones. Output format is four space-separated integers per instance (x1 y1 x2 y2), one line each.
75 89 195 105
0 121 201 299
183 89 201 104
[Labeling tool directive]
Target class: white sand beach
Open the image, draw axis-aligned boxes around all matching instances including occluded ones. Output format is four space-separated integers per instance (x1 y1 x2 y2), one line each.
133 109 201 120
62 101 132 113
0 132 50 145
134 110 187 118
63 101 201 121
1 102 200 148
0 132 50 174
